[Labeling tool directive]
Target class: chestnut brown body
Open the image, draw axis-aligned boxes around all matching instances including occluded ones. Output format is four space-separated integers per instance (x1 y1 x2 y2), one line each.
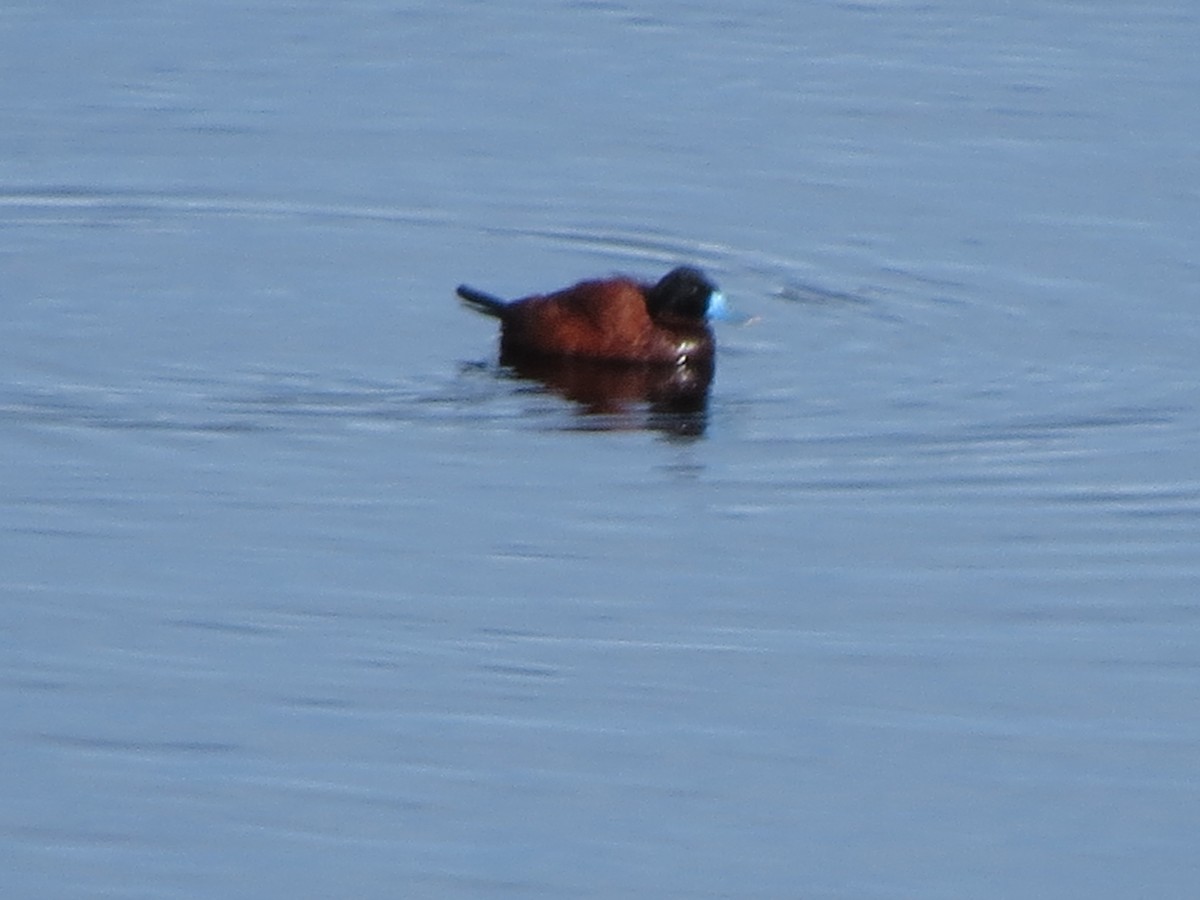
457 267 722 366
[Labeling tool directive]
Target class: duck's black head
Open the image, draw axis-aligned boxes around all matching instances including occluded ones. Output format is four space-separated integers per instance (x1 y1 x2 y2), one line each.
645 266 725 324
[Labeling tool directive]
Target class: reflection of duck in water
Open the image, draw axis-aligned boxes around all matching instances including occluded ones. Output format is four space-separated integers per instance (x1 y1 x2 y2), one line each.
458 267 738 436
501 350 710 435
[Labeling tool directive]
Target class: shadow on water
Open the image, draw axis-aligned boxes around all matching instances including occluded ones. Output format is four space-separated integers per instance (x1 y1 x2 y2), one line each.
495 348 712 439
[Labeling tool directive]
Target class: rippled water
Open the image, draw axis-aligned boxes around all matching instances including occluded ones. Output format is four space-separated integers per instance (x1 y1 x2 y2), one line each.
3 2 1199 898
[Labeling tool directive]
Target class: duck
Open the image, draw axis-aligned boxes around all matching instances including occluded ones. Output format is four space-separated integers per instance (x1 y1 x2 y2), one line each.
457 266 734 366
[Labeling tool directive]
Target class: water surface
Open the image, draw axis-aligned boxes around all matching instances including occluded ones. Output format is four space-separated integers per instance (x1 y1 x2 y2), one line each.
2 2 1199 897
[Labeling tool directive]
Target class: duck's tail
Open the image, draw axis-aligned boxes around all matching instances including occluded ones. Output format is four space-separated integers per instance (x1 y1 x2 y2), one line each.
457 285 508 318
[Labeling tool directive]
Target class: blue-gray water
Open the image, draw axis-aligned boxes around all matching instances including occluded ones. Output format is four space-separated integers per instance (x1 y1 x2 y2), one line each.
3 2 1199 897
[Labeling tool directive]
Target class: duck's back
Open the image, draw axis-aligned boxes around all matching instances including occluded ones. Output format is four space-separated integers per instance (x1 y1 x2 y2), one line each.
503 279 645 358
